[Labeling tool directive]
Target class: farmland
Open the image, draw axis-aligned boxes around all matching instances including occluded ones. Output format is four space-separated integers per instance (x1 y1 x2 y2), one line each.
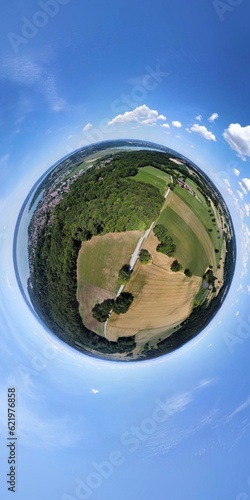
130 166 172 196
27 141 236 361
173 185 224 257
107 251 201 342
158 191 216 275
77 231 143 334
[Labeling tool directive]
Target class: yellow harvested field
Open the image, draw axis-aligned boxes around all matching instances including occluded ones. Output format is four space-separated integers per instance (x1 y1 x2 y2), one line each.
167 191 217 268
107 260 201 341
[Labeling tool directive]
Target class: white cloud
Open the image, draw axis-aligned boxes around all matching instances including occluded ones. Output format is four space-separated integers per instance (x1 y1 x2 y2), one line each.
223 178 231 189
237 190 244 200
158 114 167 121
90 388 99 394
228 396 250 420
208 113 219 122
190 123 216 141
83 123 93 132
108 104 165 126
238 181 248 195
233 168 240 176
241 178 250 192
244 203 250 217
161 123 170 129
195 115 202 121
172 120 182 128
223 123 250 160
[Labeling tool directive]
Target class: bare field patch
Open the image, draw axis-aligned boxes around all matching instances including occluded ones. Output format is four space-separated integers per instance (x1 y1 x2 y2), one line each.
139 230 174 269
77 230 143 335
77 282 114 336
77 230 143 293
107 261 201 341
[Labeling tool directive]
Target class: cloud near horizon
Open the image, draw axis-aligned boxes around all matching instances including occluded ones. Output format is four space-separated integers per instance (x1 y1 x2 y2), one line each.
108 104 166 126
223 123 250 160
190 123 216 141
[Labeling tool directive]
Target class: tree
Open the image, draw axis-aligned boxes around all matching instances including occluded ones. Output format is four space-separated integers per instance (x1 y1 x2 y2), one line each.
171 260 182 272
139 249 151 264
184 268 192 277
154 224 176 257
92 299 114 322
113 292 134 314
215 248 219 253
118 264 132 284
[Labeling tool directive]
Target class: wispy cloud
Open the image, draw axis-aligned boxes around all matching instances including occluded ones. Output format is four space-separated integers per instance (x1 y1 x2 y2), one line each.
227 396 250 421
0 56 66 112
0 154 10 165
83 123 93 132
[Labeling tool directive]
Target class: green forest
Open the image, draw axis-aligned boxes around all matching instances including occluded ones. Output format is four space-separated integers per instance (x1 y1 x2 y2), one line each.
29 151 165 355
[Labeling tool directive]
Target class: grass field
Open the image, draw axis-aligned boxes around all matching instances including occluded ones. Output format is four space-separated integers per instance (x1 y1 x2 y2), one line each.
174 185 223 253
158 206 209 276
77 230 143 334
159 191 217 274
130 166 171 196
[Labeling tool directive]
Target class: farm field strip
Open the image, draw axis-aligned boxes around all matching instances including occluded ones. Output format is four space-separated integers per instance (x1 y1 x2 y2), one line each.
165 191 217 270
173 185 222 250
130 166 172 196
158 206 209 276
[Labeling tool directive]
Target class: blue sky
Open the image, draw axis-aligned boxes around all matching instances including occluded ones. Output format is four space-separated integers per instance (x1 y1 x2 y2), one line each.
0 1 250 499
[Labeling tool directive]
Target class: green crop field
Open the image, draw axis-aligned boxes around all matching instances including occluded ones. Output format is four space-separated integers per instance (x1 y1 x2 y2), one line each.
174 185 223 253
158 206 209 276
130 166 171 196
